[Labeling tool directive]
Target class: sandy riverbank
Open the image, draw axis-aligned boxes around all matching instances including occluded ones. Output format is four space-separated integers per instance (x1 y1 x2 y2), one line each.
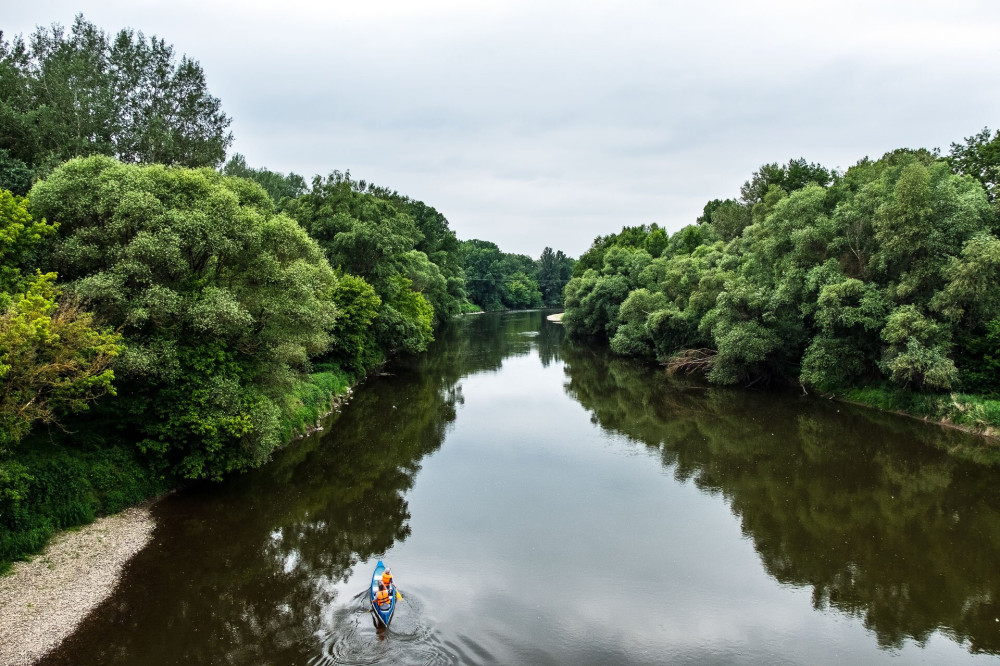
0 504 156 666
546 312 563 322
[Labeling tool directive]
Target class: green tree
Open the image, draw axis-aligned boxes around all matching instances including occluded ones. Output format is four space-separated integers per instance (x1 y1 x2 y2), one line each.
0 16 232 175
29 156 337 479
535 247 575 306
283 171 437 356
0 272 122 447
879 305 958 390
460 240 505 310
0 189 56 295
0 150 33 196
949 127 1000 205
222 154 307 205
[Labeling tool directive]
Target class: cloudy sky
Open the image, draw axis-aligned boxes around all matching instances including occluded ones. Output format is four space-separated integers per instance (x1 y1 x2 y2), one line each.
6 1 1000 257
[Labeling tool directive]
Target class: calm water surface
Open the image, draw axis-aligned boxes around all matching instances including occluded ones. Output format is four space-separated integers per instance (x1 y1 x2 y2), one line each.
43 311 1000 664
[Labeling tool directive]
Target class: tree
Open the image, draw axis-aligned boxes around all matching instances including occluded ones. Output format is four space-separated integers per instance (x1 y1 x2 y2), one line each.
740 158 834 205
0 150 33 196
0 189 56 295
222 154 307 204
284 171 437 356
0 16 232 176
29 156 337 479
0 272 122 447
879 305 958 390
535 247 575 306
949 127 1000 204
460 240 505 310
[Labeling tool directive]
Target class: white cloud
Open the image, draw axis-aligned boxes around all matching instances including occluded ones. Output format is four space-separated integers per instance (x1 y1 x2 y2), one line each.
6 0 1000 256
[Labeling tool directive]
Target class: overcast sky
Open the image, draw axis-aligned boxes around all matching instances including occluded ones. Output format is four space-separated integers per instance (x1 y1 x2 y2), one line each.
6 1 1000 257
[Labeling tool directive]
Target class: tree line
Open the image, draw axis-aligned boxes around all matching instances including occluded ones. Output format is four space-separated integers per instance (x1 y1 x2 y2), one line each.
564 136 1000 427
0 16 574 569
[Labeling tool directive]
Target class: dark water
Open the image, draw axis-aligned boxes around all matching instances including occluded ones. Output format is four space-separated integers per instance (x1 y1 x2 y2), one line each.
42 311 1000 665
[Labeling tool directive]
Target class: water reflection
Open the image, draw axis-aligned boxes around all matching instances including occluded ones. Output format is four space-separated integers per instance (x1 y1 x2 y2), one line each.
560 342 1000 654
41 311 563 665
38 311 1000 664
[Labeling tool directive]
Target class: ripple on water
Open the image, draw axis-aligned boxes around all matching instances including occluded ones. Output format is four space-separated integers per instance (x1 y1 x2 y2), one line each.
311 588 497 666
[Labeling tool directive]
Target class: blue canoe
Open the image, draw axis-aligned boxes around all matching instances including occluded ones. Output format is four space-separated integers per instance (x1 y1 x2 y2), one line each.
369 559 396 627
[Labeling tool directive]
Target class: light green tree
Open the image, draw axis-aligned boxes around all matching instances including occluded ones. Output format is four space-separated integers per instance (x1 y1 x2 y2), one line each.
29 156 338 479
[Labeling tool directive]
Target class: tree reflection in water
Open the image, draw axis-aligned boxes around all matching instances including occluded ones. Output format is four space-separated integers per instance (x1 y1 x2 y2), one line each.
41 312 1000 663
560 342 1000 655
41 311 563 665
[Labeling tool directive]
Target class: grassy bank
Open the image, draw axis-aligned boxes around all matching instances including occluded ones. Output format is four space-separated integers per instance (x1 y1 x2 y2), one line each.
276 364 357 444
0 366 356 575
840 385 1000 465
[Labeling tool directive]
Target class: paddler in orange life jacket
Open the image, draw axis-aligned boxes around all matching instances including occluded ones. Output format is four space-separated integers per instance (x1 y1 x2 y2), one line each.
381 568 393 590
375 581 392 609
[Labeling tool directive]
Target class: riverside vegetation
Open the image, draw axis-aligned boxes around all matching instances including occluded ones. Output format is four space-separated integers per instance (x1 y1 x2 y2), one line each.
0 16 573 572
3 12 999 576
562 139 1000 460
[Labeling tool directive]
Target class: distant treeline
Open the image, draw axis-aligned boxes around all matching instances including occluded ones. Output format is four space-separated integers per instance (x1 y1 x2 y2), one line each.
0 16 573 569
564 134 1000 436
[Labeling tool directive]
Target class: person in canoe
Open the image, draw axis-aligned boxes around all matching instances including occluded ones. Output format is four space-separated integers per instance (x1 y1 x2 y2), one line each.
381 568 393 589
374 581 393 610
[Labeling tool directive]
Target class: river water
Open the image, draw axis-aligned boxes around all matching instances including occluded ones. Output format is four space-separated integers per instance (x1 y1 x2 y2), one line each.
42 310 1000 664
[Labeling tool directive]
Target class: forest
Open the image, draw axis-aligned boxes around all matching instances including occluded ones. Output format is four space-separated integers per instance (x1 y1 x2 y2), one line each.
0 16 573 570
563 136 1000 442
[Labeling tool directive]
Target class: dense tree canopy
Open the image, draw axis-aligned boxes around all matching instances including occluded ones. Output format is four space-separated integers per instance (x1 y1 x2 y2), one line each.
29 156 338 479
222 154 307 205
0 15 232 187
564 146 1000 396
459 240 573 311
0 272 121 448
283 171 441 360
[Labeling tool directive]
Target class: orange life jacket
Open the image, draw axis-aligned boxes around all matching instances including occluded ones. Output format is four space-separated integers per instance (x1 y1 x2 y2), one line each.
381 572 393 587
375 588 392 608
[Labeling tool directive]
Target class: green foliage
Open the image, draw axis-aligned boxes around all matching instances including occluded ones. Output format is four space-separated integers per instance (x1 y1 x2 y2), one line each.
458 239 549 311
534 247 575 306
0 149 33 195
739 157 835 205
222 154 307 205
327 273 382 373
609 288 668 358
284 171 443 353
572 224 665 277
0 273 122 448
0 439 170 573
566 138 1000 402
843 384 1000 444
377 275 435 355
0 189 56 293
460 240 505 310
879 306 958 390
949 127 1000 205
955 317 1000 396
275 367 354 446
29 156 337 479
0 16 232 172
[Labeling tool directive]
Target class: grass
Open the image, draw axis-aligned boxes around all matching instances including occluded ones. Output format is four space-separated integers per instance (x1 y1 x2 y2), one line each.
275 365 356 444
840 384 1000 464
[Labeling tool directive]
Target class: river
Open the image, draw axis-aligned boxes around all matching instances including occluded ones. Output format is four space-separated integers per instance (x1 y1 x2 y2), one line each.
41 310 1000 664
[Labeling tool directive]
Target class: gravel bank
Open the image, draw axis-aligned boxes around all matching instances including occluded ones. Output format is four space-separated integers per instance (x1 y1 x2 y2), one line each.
0 505 156 666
